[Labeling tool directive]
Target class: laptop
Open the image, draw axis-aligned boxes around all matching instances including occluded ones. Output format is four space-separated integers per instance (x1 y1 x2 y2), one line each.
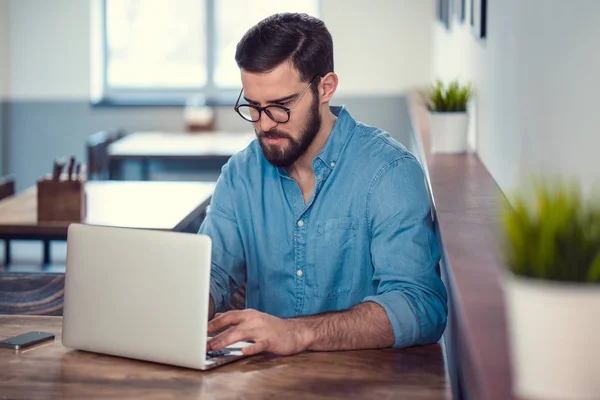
62 223 251 370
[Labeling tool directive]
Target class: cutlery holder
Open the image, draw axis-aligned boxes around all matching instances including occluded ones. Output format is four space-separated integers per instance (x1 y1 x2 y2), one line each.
37 175 86 222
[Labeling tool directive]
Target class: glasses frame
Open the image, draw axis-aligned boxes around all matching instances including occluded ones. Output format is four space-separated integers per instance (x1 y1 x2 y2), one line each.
233 75 319 124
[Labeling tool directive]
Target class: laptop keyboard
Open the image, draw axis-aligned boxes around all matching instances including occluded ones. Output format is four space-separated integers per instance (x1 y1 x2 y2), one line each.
205 336 248 362
206 349 230 359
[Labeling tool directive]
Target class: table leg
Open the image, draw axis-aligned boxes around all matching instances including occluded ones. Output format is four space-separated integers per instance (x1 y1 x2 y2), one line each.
4 240 11 265
141 159 150 181
109 158 121 180
43 240 51 265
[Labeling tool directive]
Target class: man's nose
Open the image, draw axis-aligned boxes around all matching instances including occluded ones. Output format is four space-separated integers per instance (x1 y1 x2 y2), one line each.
259 112 278 132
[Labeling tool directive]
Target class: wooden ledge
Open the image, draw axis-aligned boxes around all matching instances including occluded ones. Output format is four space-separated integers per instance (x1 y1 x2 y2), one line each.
408 94 514 400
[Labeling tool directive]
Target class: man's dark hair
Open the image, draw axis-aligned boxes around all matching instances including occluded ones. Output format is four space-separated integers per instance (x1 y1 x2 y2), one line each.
235 13 334 85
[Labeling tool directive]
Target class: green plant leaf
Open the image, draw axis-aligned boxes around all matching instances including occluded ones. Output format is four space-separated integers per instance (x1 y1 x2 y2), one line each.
427 79 473 112
501 177 600 283
588 252 600 283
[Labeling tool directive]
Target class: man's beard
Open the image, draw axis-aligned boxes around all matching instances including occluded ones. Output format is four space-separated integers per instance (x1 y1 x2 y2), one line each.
256 94 321 168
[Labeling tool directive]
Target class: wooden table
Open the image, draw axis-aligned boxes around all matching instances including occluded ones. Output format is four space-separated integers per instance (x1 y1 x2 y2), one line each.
0 181 216 315
0 315 450 399
0 181 216 263
108 131 256 180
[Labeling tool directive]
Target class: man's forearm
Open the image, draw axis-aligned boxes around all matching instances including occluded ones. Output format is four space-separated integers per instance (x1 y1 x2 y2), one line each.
291 301 395 351
209 296 215 320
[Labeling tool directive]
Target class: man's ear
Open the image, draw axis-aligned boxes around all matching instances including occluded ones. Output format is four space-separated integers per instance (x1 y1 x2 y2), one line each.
318 72 338 104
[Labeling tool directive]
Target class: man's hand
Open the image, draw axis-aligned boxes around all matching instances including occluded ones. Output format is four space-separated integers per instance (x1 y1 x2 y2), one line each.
207 309 310 356
208 302 394 356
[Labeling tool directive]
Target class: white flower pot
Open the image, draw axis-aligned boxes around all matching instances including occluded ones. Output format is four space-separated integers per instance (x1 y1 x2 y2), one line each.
504 274 600 399
428 112 469 154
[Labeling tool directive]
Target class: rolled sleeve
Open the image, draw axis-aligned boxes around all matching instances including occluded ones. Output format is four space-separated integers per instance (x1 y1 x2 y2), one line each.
364 156 448 347
198 162 246 314
363 291 420 347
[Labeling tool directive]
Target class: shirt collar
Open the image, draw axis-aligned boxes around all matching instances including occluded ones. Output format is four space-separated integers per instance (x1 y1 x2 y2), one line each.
314 105 356 170
275 105 356 177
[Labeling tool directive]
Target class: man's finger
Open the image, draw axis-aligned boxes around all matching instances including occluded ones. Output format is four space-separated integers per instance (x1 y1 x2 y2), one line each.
207 310 245 333
206 325 237 351
207 326 255 351
242 341 267 356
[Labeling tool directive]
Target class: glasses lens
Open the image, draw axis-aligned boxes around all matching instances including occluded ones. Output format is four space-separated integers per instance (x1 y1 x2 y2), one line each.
264 106 290 123
237 105 260 122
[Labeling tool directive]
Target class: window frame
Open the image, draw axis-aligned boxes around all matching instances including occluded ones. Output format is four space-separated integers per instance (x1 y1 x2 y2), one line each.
92 0 322 107
93 0 238 107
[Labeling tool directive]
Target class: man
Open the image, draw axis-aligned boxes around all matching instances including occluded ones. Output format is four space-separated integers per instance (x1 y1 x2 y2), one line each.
200 13 447 356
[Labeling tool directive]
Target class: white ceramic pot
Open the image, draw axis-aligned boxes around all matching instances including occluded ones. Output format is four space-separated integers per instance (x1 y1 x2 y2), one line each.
504 274 600 399
428 112 468 154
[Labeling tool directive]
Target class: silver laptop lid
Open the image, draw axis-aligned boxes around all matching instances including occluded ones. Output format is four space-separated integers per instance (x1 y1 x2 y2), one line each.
62 223 212 369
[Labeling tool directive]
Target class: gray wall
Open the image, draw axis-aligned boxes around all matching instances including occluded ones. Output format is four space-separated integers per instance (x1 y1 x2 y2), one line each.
4 95 414 191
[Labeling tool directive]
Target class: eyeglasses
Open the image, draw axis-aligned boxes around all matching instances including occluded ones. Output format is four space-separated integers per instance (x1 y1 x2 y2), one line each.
234 76 319 124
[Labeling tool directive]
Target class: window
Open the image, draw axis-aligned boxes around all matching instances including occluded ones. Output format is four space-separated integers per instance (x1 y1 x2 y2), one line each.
95 0 320 105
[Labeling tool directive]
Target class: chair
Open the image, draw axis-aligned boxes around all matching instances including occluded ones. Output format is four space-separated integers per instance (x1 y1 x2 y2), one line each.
0 175 14 200
86 129 127 180
0 176 15 265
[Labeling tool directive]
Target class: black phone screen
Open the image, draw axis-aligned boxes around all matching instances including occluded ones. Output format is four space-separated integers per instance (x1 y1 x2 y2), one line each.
0 331 55 350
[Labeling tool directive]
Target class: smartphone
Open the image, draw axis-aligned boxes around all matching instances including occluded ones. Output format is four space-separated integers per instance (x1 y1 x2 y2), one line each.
0 331 55 350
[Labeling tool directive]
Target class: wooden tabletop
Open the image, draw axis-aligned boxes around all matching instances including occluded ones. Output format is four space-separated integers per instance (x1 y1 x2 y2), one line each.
0 315 449 399
108 131 256 159
0 181 216 238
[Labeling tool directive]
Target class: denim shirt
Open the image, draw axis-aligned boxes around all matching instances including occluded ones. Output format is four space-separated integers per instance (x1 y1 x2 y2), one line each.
198 106 448 347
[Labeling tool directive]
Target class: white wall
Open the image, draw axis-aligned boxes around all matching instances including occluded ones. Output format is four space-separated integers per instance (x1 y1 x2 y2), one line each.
514 2 600 194
8 0 90 100
0 0 8 100
432 0 600 194
6 0 434 100
0 0 8 173
325 0 434 96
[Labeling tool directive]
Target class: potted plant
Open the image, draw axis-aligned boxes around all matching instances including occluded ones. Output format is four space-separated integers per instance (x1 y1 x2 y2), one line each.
501 178 600 399
426 79 473 154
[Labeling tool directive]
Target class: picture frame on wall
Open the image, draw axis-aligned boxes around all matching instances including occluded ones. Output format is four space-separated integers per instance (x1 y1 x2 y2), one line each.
437 0 450 31
455 0 465 23
470 0 487 38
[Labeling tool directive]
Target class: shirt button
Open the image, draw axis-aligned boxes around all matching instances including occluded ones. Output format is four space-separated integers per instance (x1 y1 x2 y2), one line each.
297 270 303 277
297 220 304 227
330 161 336 167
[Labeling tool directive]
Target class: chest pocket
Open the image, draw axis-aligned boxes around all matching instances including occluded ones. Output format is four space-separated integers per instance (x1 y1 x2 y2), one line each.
311 217 359 298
